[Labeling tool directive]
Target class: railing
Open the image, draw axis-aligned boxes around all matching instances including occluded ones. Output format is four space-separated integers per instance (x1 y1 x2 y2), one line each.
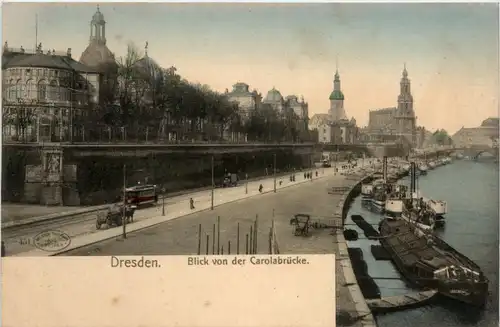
2 139 316 146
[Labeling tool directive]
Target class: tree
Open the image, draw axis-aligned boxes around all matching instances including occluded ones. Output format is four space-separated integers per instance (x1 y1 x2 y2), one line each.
80 42 250 143
13 100 36 142
433 129 452 146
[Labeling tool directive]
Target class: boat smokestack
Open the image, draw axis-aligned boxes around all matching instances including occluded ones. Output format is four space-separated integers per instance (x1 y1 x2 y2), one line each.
410 162 416 194
383 156 388 182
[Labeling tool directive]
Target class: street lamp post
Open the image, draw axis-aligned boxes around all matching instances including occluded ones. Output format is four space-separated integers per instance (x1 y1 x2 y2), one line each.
162 188 165 216
211 156 215 210
273 153 277 193
122 164 127 239
310 154 313 182
245 173 248 194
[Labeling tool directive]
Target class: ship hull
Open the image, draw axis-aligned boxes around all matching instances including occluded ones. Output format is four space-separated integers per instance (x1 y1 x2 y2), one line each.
379 219 489 307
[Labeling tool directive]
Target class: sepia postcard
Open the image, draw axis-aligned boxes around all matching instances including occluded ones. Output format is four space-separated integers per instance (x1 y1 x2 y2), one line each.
1 2 499 327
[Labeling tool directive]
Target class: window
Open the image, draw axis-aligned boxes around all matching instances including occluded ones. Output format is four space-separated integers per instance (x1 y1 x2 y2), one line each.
49 80 59 100
8 79 15 99
38 80 47 101
26 79 34 99
16 79 23 99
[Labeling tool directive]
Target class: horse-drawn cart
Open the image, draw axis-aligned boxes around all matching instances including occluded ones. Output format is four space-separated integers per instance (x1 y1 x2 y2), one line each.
290 214 311 236
96 204 136 230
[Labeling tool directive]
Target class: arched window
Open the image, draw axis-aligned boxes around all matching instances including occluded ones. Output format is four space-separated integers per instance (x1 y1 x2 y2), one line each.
49 80 59 100
26 79 34 99
8 79 15 100
16 79 23 100
38 80 47 101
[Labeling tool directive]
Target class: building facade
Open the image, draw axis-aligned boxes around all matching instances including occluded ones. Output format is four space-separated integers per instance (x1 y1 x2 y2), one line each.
262 87 285 114
284 95 309 134
452 118 499 148
225 83 262 119
2 42 100 143
365 66 417 146
309 114 331 143
395 65 416 146
328 70 347 121
327 69 357 144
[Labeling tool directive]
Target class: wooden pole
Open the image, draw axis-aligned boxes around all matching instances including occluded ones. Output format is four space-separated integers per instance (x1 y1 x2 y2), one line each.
245 234 249 254
212 224 215 255
236 222 240 255
221 246 224 255
228 241 231 255
197 224 202 255
273 153 277 192
268 227 272 254
206 235 209 255
122 164 127 239
249 226 253 255
211 156 215 210
254 215 259 254
217 216 221 255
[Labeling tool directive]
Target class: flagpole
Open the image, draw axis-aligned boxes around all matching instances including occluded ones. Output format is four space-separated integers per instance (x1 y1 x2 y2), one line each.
35 14 38 50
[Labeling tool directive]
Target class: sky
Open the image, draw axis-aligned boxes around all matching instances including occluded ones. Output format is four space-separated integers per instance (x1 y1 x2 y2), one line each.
3 2 499 134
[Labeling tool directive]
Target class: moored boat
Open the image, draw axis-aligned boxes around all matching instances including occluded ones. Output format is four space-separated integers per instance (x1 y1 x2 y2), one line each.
384 197 404 219
417 162 429 175
370 183 387 212
423 197 447 225
361 183 374 201
378 218 489 307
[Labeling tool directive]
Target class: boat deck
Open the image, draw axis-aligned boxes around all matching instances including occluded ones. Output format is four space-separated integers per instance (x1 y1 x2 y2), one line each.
380 219 459 270
366 289 437 312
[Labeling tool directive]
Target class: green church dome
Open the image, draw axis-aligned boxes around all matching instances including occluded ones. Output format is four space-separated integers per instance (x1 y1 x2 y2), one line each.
329 90 344 101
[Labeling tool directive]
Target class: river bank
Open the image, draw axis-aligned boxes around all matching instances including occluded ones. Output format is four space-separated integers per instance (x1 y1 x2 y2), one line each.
347 159 499 327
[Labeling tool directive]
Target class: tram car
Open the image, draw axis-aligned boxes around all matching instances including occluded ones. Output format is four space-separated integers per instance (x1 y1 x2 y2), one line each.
125 184 158 208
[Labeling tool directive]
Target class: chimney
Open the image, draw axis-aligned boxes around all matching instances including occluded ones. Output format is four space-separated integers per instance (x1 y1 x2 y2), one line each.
67 48 72 58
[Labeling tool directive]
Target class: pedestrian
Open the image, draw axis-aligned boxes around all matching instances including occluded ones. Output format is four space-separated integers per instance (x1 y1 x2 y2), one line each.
190 197 195 210
1 241 5 257
259 184 263 193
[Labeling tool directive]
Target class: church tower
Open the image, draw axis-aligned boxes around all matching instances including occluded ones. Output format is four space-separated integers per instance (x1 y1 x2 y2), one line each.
395 64 416 146
80 5 116 69
328 69 347 121
90 5 106 45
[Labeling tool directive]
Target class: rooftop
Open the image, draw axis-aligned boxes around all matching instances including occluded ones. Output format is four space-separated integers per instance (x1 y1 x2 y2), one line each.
3 45 99 73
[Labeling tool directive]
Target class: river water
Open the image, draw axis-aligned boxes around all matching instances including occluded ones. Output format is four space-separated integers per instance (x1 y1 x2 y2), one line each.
346 159 499 327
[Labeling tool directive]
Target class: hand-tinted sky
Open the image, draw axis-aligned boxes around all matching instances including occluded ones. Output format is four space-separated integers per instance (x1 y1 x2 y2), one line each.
3 3 499 134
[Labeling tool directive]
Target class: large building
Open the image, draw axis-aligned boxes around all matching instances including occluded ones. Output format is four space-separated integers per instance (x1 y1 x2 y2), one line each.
309 68 358 144
79 5 116 70
225 83 262 119
262 87 286 114
309 113 331 143
365 65 417 146
2 42 100 143
452 118 499 148
284 95 309 134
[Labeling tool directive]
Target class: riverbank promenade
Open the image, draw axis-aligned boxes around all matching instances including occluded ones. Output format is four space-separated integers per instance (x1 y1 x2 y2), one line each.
60 163 376 327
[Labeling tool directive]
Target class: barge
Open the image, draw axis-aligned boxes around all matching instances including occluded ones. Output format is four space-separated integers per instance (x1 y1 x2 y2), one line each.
378 218 489 307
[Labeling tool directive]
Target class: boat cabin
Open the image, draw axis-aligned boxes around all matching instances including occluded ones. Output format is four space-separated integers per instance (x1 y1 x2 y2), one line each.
434 265 482 282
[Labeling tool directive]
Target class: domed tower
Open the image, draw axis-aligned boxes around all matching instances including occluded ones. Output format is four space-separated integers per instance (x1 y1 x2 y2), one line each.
395 64 416 146
80 5 116 70
263 87 285 113
328 69 347 121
